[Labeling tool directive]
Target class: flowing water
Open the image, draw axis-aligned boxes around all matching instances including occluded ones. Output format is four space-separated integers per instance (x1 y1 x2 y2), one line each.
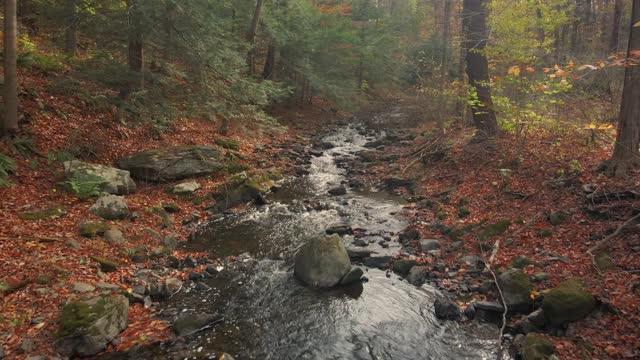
146 124 504 359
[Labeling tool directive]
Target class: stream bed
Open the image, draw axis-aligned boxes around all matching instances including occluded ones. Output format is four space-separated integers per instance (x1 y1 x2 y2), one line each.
124 124 504 359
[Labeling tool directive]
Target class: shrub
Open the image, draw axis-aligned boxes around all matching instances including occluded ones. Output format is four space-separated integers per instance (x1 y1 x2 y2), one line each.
0 153 16 188
63 172 108 199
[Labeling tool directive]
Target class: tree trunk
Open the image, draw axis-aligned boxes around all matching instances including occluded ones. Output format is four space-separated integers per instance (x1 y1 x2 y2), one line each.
609 0 623 53
247 0 265 76
3 0 19 135
607 0 640 176
64 0 78 56
462 0 498 139
127 0 144 93
262 40 277 80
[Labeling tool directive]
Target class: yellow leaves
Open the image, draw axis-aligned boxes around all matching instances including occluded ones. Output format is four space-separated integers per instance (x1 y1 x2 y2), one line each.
598 61 606 68
530 290 540 300
508 66 521 77
634 21 640 27
586 123 614 130
554 69 569 78
525 67 536 74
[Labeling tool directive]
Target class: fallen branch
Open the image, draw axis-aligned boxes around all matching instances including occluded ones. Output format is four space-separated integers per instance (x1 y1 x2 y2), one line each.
479 237 508 356
587 213 640 273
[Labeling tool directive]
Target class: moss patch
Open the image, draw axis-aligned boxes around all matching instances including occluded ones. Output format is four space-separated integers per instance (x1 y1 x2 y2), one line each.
542 278 595 326
478 220 511 241
522 333 554 360
90 256 118 272
215 138 240 150
18 206 66 221
79 221 109 238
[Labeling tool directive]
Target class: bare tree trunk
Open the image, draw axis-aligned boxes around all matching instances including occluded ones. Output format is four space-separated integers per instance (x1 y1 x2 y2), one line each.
247 0 265 76
64 0 78 56
609 0 623 52
262 40 277 80
127 0 144 93
463 0 498 139
607 0 640 176
3 0 19 135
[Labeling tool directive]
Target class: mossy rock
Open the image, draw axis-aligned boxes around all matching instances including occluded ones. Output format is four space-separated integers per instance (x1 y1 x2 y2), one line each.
595 253 614 271
35 273 56 285
549 211 568 226
18 206 66 221
162 202 181 214
215 138 240 150
224 160 251 174
509 255 537 269
498 269 533 313
90 256 118 272
458 207 471 218
436 210 447 220
478 220 511 241
542 278 595 327
212 170 282 212
392 259 418 276
522 333 555 360
56 295 129 357
458 197 471 206
539 229 554 238
79 222 109 238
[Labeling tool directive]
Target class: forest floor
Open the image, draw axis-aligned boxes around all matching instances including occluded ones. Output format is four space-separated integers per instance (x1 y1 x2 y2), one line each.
0 67 344 358
353 103 640 359
1 67 639 359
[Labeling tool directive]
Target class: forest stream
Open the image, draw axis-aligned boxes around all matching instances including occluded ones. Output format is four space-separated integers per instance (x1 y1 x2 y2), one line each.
105 121 507 359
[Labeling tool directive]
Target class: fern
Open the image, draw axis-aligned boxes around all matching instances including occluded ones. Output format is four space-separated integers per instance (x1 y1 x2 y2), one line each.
0 153 16 188
63 172 108 199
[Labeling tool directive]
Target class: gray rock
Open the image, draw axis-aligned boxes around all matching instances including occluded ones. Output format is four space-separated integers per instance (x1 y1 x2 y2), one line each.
65 238 82 250
449 241 464 251
90 195 129 220
325 225 353 235
19 339 36 353
340 267 364 285
194 282 211 291
464 304 476 319
173 313 223 337
363 256 392 269
434 297 461 320
56 295 129 357
328 185 347 196
527 309 546 328
458 255 484 269
95 282 120 291
474 301 505 312
170 181 202 194
118 146 223 182
406 265 429 285
165 278 183 295
419 239 440 252
498 269 533 313
103 229 125 245
294 234 352 288
392 259 418 276
63 160 136 195
549 211 568 226
72 282 96 293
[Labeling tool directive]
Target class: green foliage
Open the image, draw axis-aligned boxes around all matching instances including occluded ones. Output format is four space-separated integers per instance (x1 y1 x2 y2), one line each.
10 138 38 158
17 34 66 73
63 172 108 199
0 153 16 188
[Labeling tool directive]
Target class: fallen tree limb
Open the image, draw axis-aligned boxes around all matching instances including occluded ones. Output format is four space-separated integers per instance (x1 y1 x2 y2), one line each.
587 213 640 273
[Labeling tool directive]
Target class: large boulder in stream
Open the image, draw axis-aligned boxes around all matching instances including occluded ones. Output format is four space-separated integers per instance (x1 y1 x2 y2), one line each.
64 160 136 195
117 146 223 181
56 295 129 357
294 234 352 288
210 171 281 212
